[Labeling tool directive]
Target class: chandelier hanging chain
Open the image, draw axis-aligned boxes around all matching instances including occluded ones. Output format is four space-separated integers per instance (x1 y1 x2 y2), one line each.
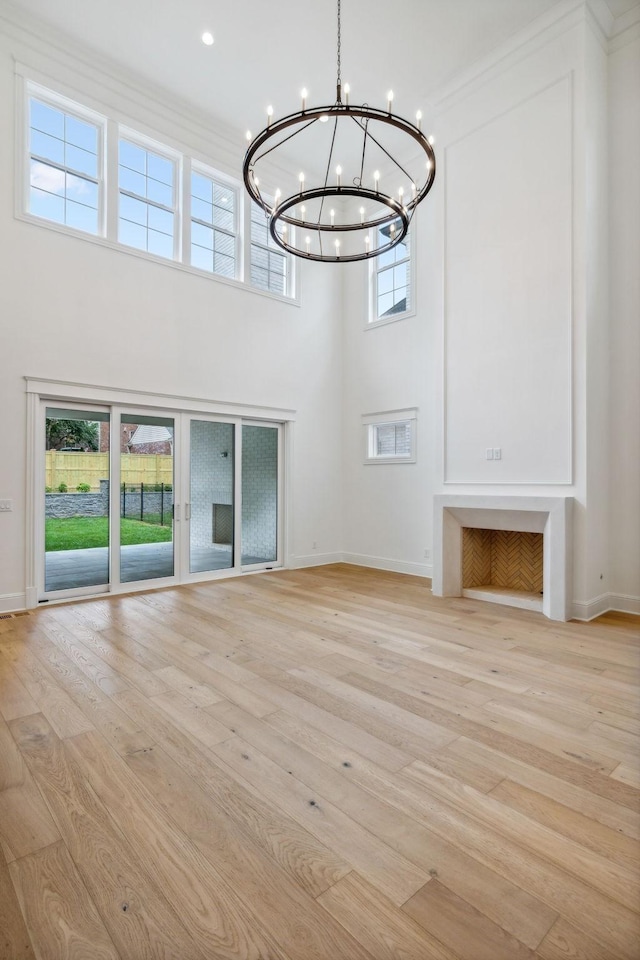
336 0 342 98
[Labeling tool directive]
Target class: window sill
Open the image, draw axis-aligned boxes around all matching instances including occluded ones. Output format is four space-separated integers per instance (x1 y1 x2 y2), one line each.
366 307 415 330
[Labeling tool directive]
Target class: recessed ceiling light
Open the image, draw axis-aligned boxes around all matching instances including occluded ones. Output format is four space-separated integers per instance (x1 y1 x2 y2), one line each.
201 31 214 46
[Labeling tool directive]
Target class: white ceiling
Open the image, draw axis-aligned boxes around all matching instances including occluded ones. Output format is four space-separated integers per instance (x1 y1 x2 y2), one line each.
7 0 637 138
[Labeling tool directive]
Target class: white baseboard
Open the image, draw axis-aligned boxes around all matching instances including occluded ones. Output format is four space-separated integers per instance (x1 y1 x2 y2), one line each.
571 592 640 621
342 553 431 579
606 593 640 617
0 593 27 614
289 552 344 569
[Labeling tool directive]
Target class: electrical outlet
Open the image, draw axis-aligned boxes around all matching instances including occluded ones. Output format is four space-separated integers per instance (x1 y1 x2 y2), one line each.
493 448 502 460
486 448 494 460
0 500 13 512
312 541 317 550
424 549 431 560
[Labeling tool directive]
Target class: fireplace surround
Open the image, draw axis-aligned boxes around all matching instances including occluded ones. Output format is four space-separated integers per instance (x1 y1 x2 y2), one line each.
433 495 573 621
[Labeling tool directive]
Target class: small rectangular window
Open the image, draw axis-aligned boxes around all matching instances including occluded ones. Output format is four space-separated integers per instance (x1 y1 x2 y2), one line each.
363 409 417 463
118 138 177 259
370 218 412 323
250 202 289 296
190 169 239 279
28 96 102 235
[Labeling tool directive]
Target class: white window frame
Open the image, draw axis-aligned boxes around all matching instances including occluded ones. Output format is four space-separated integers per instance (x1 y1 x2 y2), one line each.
189 160 242 281
247 198 295 300
117 126 182 262
363 408 417 464
367 220 415 327
22 80 107 238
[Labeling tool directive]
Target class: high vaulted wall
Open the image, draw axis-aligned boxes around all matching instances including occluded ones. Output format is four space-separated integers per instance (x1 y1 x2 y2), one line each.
342 1 640 618
0 8 344 611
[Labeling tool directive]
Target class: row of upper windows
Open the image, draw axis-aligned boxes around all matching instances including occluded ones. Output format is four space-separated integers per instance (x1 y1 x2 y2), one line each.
25 85 294 299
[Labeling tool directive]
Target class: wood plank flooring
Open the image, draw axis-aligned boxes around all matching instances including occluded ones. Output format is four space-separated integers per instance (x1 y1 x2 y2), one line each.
1 564 638 960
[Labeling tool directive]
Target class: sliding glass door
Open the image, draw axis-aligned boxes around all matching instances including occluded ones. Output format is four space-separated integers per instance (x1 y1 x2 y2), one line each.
188 419 235 574
43 405 111 596
39 403 283 600
241 423 280 568
119 414 175 584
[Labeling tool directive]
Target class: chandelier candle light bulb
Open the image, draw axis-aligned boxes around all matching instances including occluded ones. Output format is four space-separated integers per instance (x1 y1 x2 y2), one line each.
344 83 350 105
336 165 342 187
387 90 394 113
266 105 273 127
301 88 308 111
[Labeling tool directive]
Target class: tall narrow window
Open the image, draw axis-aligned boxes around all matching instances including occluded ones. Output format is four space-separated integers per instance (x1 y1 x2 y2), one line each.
250 202 289 296
371 219 412 322
190 170 239 278
28 96 101 234
118 139 177 259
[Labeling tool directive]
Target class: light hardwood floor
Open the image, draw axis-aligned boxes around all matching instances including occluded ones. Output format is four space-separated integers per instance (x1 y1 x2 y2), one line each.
1 564 639 959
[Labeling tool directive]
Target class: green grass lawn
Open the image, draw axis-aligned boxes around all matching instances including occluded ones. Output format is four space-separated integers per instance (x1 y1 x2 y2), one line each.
45 516 173 551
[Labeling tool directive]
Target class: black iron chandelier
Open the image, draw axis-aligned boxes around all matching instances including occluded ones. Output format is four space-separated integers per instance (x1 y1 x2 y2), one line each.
242 0 436 263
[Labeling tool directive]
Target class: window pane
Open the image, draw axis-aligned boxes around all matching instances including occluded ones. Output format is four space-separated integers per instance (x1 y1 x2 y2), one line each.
65 115 98 153
120 193 148 226
30 186 65 223
394 261 407 289
31 129 64 165
378 292 395 316
212 205 234 233
30 159 66 195
148 205 173 235
119 140 146 173
119 218 147 250
66 173 98 208
192 172 212 203
213 183 234 212
65 143 97 178
378 267 393 296
251 264 270 290
148 153 173 185
252 244 269 270
214 252 235 278
269 252 286 276
146 178 173 207
192 197 213 224
192 221 213 250
148 229 173 259
119 165 146 197
30 99 64 138
214 232 234 257
191 243 213 272
65 199 98 233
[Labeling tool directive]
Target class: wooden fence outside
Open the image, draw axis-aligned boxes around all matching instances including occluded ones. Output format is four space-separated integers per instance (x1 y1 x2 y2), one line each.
45 452 173 491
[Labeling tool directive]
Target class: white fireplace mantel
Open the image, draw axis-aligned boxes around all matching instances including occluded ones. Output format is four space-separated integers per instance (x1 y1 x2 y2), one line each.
433 495 573 621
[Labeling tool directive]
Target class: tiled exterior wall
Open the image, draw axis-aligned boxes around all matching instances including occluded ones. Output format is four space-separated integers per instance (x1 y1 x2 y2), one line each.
190 421 234 549
242 426 278 561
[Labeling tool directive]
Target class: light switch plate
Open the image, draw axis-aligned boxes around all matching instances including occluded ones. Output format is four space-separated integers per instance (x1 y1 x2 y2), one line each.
0 500 13 512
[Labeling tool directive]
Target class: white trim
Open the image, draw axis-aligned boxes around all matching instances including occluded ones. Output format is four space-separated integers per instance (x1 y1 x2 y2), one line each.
0 594 28 614
290 552 345 569
363 409 417 464
367 221 415 327
572 593 640 621
25 378 296 423
442 74 574 486
342 554 431 578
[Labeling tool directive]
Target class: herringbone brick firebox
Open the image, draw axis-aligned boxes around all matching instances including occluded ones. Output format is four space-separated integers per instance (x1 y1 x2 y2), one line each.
462 528 543 594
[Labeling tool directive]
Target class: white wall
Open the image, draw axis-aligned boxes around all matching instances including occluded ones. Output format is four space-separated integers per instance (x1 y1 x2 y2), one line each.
0 15 344 610
342 1 639 617
608 21 640 609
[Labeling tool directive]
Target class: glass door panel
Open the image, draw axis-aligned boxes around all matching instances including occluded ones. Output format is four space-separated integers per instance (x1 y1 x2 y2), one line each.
44 406 110 593
119 414 174 583
189 420 234 574
241 424 278 566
